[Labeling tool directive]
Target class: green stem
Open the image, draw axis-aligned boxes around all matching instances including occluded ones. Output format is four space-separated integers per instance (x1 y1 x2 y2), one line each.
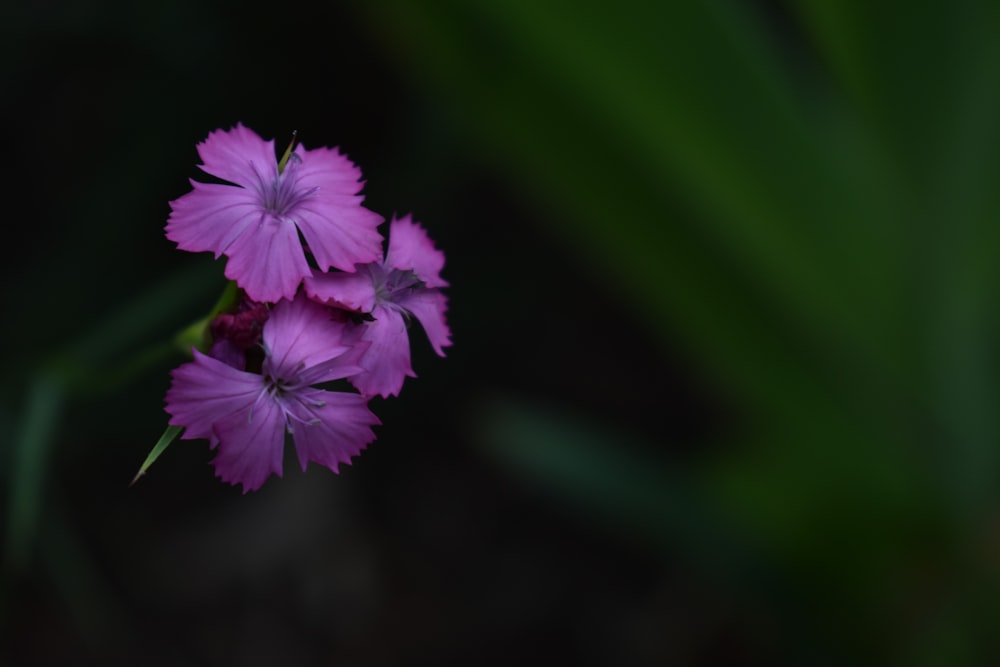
174 280 241 354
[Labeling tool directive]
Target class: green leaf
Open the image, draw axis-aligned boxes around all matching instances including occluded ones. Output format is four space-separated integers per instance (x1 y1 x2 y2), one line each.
130 425 184 487
473 397 758 574
4 373 64 572
52 260 223 395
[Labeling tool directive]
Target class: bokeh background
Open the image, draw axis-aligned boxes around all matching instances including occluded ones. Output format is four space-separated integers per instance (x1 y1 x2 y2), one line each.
4 0 1000 664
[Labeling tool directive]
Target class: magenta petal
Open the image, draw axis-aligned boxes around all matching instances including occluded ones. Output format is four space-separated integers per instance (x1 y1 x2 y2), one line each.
263 294 354 374
385 215 449 288
304 269 378 312
286 145 384 272
292 145 364 187
196 124 278 188
166 182 260 255
221 217 311 303
298 335 370 385
350 306 414 398
165 350 263 444
398 289 452 357
210 396 287 493
290 388 380 474
295 204 383 273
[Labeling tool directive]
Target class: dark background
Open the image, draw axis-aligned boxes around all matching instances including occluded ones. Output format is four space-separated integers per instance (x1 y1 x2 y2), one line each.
4 0 1000 664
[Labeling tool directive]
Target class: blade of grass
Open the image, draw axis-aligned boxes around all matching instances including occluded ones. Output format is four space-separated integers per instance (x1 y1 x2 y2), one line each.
4 373 64 573
130 425 183 487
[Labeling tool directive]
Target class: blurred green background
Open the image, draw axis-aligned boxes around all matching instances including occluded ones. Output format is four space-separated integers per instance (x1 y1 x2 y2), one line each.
4 0 1000 664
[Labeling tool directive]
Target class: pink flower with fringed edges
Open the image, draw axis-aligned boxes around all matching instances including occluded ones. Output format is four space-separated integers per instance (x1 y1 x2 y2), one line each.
165 294 381 493
305 215 451 398
166 124 384 303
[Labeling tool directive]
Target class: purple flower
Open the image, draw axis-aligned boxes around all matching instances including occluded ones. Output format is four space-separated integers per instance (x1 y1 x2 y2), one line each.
305 215 451 398
165 294 380 493
166 124 384 303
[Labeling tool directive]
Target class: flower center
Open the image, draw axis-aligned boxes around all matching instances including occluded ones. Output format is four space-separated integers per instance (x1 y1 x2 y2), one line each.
252 156 317 219
264 374 293 396
372 266 424 304
257 365 324 429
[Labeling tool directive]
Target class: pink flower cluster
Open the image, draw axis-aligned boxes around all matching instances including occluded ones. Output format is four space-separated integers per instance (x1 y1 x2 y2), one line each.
163 124 450 492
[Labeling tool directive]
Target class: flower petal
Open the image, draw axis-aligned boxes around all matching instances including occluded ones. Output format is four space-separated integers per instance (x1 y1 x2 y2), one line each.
210 395 287 493
385 215 448 288
292 144 364 189
294 203 384 273
350 306 415 398
221 215 312 303
304 268 378 313
165 182 261 256
165 349 264 445
288 145 384 272
297 332 370 386
263 294 355 376
289 388 380 474
196 123 278 189
398 289 451 356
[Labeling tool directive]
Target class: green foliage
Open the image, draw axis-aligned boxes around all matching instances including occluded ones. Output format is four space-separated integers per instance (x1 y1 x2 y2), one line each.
2 263 222 573
360 0 1000 659
130 425 183 487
